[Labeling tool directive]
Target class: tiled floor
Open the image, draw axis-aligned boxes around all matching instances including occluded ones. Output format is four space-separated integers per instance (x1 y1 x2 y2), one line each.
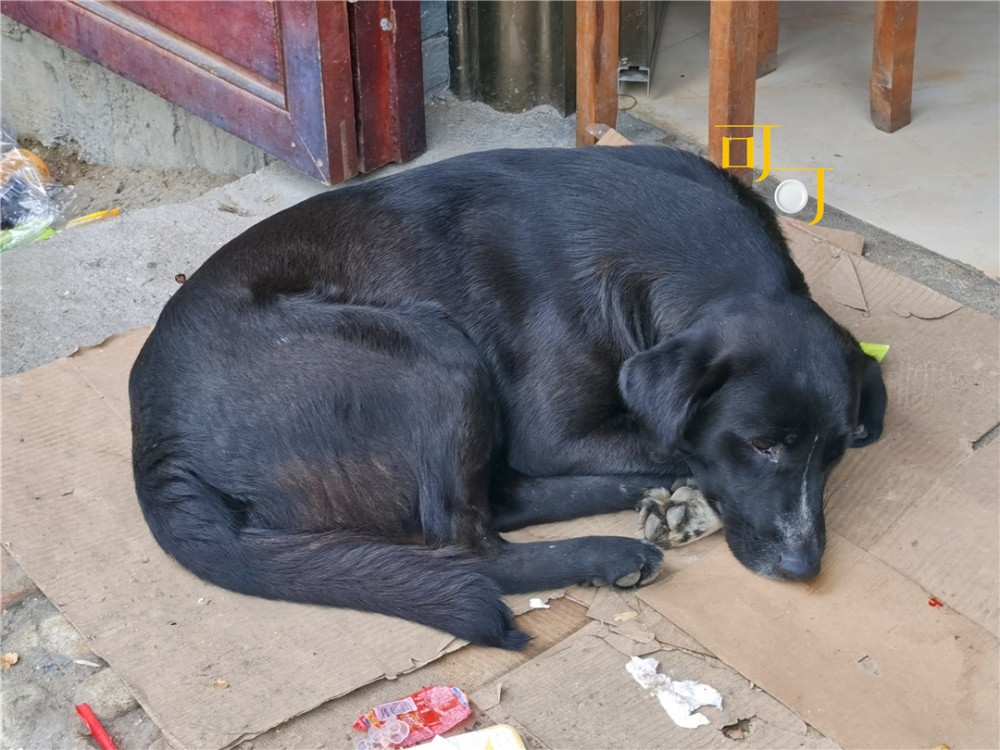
627 1 999 278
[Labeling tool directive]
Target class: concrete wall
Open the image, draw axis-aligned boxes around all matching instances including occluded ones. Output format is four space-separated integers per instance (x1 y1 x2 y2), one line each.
1 16 269 175
1 3 450 174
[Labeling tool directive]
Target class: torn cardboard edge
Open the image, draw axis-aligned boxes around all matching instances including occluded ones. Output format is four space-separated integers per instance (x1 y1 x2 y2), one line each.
779 215 865 257
827 253 869 312
470 620 835 750
825 251 963 320
591 123 633 146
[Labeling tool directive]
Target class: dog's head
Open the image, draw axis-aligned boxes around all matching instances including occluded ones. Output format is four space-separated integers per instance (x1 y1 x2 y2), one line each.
619 298 887 581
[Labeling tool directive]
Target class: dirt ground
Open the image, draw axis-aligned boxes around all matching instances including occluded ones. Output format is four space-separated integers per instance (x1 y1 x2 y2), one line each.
19 138 237 218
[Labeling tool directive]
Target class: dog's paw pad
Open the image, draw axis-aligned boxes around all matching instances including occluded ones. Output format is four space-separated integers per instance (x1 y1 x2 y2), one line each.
586 541 663 590
670 477 699 493
639 484 722 549
614 570 643 588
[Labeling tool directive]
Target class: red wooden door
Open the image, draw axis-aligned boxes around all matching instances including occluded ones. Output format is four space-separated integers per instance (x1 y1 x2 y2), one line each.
0 0 425 184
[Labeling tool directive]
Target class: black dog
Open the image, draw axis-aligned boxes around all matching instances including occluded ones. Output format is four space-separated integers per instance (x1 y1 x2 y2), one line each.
129 146 886 648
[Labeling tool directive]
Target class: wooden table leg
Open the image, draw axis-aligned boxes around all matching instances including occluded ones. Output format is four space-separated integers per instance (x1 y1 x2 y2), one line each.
708 0 758 184
870 1 919 133
757 1 779 78
576 0 620 147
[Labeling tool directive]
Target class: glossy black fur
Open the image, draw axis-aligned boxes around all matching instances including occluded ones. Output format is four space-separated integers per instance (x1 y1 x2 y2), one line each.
129 146 886 648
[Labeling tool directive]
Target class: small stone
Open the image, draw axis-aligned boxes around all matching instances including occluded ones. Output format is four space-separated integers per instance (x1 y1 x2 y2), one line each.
74 668 139 720
1 548 38 607
211 679 229 689
1 682 47 746
1 652 18 669
106 706 163 750
38 614 90 658
3 621 39 651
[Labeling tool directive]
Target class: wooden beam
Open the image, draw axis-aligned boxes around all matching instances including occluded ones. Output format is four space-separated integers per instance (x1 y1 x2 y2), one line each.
348 0 426 172
576 0 620 147
756 1 779 78
708 0 758 184
870 1 919 133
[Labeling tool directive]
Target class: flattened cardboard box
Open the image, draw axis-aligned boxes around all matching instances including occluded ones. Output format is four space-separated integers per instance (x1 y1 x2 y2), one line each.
2 333 459 749
3 155 998 749
639 533 998 750
0 333 586 750
471 620 840 750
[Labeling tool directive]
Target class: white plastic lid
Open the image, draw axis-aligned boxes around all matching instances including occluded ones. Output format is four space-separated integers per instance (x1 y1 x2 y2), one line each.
773 179 809 215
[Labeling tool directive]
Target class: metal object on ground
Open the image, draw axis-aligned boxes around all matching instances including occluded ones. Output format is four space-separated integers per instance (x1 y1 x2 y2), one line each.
448 0 576 115
618 1 667 95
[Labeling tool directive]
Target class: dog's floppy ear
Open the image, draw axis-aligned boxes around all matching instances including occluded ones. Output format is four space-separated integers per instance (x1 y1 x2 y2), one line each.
618 334 729 449
850 354 887 447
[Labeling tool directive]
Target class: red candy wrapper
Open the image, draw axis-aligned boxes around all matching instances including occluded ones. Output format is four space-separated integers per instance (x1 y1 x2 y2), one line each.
353 685 472 748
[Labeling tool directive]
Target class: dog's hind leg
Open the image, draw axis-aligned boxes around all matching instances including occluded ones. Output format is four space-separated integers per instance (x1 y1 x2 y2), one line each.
135 471 527 649
638 480 723 548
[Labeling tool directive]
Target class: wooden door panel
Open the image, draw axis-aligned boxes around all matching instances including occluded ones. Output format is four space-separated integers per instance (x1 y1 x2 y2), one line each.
114 1 282 84
2 0 424 184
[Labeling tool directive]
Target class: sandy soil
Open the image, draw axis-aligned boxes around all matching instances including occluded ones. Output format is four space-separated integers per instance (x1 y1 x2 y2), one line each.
20 138 237 218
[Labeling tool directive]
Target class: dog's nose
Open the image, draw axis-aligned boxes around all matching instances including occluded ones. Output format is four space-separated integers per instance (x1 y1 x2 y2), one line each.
776 552 821 581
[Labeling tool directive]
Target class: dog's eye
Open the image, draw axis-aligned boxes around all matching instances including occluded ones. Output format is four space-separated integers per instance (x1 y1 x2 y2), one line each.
750 438 780 461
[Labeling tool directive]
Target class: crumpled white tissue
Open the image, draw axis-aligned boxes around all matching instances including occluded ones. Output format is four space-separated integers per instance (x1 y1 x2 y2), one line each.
625 655 723 729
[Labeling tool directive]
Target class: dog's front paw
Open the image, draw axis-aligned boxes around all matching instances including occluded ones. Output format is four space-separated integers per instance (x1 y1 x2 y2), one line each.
639 482 722 549
588 539 663 589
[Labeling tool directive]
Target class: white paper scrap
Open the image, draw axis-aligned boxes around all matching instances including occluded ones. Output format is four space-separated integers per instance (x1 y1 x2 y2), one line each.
528 598 550 609
626 655 723 729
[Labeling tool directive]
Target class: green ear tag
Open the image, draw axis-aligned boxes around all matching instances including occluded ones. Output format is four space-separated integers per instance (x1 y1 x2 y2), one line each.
859 342 889 362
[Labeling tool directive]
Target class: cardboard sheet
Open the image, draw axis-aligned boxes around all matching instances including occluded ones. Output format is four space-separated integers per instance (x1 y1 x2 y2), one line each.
471 621 838 749
3 130 998 750
240 598 592 749
871 440 1000 637
638 533 999 750
1 330 466 749
780 216 865 257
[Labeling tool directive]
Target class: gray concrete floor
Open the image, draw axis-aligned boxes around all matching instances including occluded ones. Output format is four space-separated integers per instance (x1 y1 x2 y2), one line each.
1 93 997 748
629 1 1000 278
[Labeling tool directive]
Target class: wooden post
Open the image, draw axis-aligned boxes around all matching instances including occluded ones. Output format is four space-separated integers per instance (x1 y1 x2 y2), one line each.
708 0 758 184
576 0 620 147
870 1 919 133
756 1 779 78
348 1 426 172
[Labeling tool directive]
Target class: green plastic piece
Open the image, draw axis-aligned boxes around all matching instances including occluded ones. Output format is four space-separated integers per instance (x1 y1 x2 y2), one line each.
859 342 889 362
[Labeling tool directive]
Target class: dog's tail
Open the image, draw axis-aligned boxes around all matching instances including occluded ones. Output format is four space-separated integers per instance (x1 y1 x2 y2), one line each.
133 465 528 650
